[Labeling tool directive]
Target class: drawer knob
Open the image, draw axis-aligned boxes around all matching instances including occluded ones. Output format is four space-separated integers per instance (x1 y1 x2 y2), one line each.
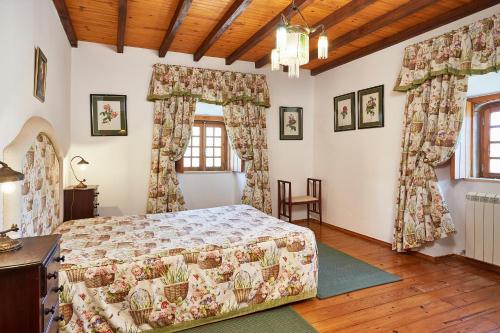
55 255 65 262
53 285 64 293
47 272 58 280
45 306 55 315
54 315 65 322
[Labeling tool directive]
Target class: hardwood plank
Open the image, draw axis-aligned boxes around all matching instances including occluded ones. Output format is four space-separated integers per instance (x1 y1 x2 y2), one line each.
290 219 500 332
159 0 193 57
117 0 127 53
52 0 78 47
225 0 311 65
193 0 252 61
311 0 500 76
254 0 378 68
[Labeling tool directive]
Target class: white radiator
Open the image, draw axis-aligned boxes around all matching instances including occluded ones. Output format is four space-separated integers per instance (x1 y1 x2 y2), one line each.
465 192 500 265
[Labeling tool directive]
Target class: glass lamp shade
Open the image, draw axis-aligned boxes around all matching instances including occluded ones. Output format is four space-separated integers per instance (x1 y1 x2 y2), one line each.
0 162 24 184
271 48 280 71
276 24 288 52
318 33 329 60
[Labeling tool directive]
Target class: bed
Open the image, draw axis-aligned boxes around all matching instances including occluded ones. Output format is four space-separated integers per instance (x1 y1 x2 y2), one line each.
3 117 318 333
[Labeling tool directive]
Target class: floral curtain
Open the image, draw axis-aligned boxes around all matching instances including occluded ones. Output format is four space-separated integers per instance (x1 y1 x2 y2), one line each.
224 101 272 214
147 64 271 213
393 13 499 252
147 97 196 213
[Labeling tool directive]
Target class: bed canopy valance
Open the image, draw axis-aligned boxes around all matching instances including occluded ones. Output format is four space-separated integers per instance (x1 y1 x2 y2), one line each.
147 64 271 107
394 13 500 92
147 64 272 215
393 13 500 252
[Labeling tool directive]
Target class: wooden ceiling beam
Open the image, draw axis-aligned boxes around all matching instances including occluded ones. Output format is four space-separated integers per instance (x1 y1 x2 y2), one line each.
117 0 127 53
311 0 500 76
225 0 312 66
159 0 193 57
255 0 377 68
52 0 77 47
194 0 252 62
307 0 435 63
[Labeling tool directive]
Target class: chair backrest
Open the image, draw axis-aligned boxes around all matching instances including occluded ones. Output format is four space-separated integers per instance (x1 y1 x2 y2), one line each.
277 179 291 203
307 178 322 199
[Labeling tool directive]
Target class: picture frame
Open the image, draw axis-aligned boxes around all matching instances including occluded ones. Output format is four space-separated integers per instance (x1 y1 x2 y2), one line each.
333 92 356 132
279 106 303 140
33 47 47 102
90 94 128 136
358 85 384 129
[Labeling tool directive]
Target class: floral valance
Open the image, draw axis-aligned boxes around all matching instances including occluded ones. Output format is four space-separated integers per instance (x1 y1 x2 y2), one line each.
147 64 271 107
395 13 500 92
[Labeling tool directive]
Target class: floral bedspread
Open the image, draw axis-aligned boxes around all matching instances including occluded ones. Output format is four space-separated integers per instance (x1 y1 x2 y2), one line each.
54 205 318 332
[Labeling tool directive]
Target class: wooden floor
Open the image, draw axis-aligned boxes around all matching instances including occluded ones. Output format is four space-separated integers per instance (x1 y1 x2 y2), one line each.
291 220 500 333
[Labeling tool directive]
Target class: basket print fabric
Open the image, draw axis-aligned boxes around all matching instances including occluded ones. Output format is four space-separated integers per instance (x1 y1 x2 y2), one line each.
55 205 318 332
20 133 61 237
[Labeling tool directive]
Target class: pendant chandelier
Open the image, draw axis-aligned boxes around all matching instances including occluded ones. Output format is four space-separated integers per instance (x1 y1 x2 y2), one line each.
271 0 329 78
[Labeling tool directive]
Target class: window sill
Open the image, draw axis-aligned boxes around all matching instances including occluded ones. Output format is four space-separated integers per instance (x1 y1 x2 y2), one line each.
464 177 500 183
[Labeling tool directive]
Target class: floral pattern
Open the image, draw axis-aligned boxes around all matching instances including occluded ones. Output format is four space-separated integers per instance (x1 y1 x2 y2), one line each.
392 13 500 252
224 101 272 214
55 205 317 332
394 14 500 91
147 64 272 214
20 133 60 237
147 97 196 213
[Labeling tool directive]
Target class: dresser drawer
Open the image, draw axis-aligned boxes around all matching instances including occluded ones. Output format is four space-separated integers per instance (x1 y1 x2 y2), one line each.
41 244 61 298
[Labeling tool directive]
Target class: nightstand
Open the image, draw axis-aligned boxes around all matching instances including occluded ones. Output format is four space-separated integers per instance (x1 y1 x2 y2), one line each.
0 234 64 332
63 185 99 221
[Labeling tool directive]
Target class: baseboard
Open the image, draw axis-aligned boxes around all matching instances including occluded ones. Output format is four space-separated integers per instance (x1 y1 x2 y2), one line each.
453 254 500 274
293 219 452 263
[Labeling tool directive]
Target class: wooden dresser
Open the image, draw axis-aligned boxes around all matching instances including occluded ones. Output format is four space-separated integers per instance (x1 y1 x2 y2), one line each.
0 234 64 333
64 185 99 221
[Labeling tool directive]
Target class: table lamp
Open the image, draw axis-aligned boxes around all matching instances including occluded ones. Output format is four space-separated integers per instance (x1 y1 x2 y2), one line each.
70 155 90 188
0 161 24 252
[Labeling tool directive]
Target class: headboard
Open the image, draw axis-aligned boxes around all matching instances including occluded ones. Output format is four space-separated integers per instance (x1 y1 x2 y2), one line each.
3 117 63 237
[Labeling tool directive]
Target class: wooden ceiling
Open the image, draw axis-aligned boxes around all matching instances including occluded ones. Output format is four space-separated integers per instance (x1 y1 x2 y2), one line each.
53 0 499 76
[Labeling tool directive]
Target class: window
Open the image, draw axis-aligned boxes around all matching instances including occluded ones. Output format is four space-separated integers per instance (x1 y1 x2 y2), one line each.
452 94 500 180
479 103 500 178
181 115 228 171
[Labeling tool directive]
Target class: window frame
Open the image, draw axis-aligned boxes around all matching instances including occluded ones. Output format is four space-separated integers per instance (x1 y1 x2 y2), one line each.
179 115 229 172
479 103 500 178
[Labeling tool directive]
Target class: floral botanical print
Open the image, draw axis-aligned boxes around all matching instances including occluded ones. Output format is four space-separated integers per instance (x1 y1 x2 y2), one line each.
147 64 272 213
224 101 272 214
393 13 500 252
394 75 467 252
20 133 60 237
54 205 318 332
147 97 196 213
100 104 118 124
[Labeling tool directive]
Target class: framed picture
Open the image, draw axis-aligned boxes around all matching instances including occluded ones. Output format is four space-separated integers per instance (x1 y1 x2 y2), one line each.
280 106 303 140
90 94 128 136
358 85 384 129
333 92 356 132
33 47 47 102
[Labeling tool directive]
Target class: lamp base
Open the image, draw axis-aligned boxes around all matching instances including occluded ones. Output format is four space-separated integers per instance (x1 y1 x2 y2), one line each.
0 235 22 252
74 181 88 189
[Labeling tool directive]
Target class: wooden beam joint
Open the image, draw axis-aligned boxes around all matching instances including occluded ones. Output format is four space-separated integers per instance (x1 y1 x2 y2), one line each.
52 0 78 48
117 0 127 53
159 0 193 57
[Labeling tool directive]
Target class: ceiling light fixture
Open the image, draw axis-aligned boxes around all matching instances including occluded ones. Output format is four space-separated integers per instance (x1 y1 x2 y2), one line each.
271 0 329 78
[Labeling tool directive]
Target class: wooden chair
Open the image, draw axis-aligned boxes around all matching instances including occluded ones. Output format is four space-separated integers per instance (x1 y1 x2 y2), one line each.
277 178 322 224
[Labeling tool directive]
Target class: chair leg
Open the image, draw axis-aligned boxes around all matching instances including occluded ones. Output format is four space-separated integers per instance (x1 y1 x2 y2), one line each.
319 201 322 225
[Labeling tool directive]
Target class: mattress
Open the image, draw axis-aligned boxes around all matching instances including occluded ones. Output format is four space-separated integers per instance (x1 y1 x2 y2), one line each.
54 205 318 332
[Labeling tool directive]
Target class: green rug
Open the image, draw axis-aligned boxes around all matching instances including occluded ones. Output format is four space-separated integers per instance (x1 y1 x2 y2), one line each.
182 306 316 332
317 242 401 299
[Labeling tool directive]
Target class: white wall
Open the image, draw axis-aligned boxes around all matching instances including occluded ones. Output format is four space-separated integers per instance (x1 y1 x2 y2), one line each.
313 4 500 257
0 0 71 226
69 42 314 217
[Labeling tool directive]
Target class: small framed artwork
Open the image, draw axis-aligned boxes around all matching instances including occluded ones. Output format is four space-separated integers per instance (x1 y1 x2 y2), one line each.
280 106 303 140
90 94 128 136
334 92 356 132
33 47 48 102
358 85 384 129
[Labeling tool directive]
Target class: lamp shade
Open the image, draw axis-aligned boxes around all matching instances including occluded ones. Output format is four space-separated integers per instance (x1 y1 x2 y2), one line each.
0 162 24 184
